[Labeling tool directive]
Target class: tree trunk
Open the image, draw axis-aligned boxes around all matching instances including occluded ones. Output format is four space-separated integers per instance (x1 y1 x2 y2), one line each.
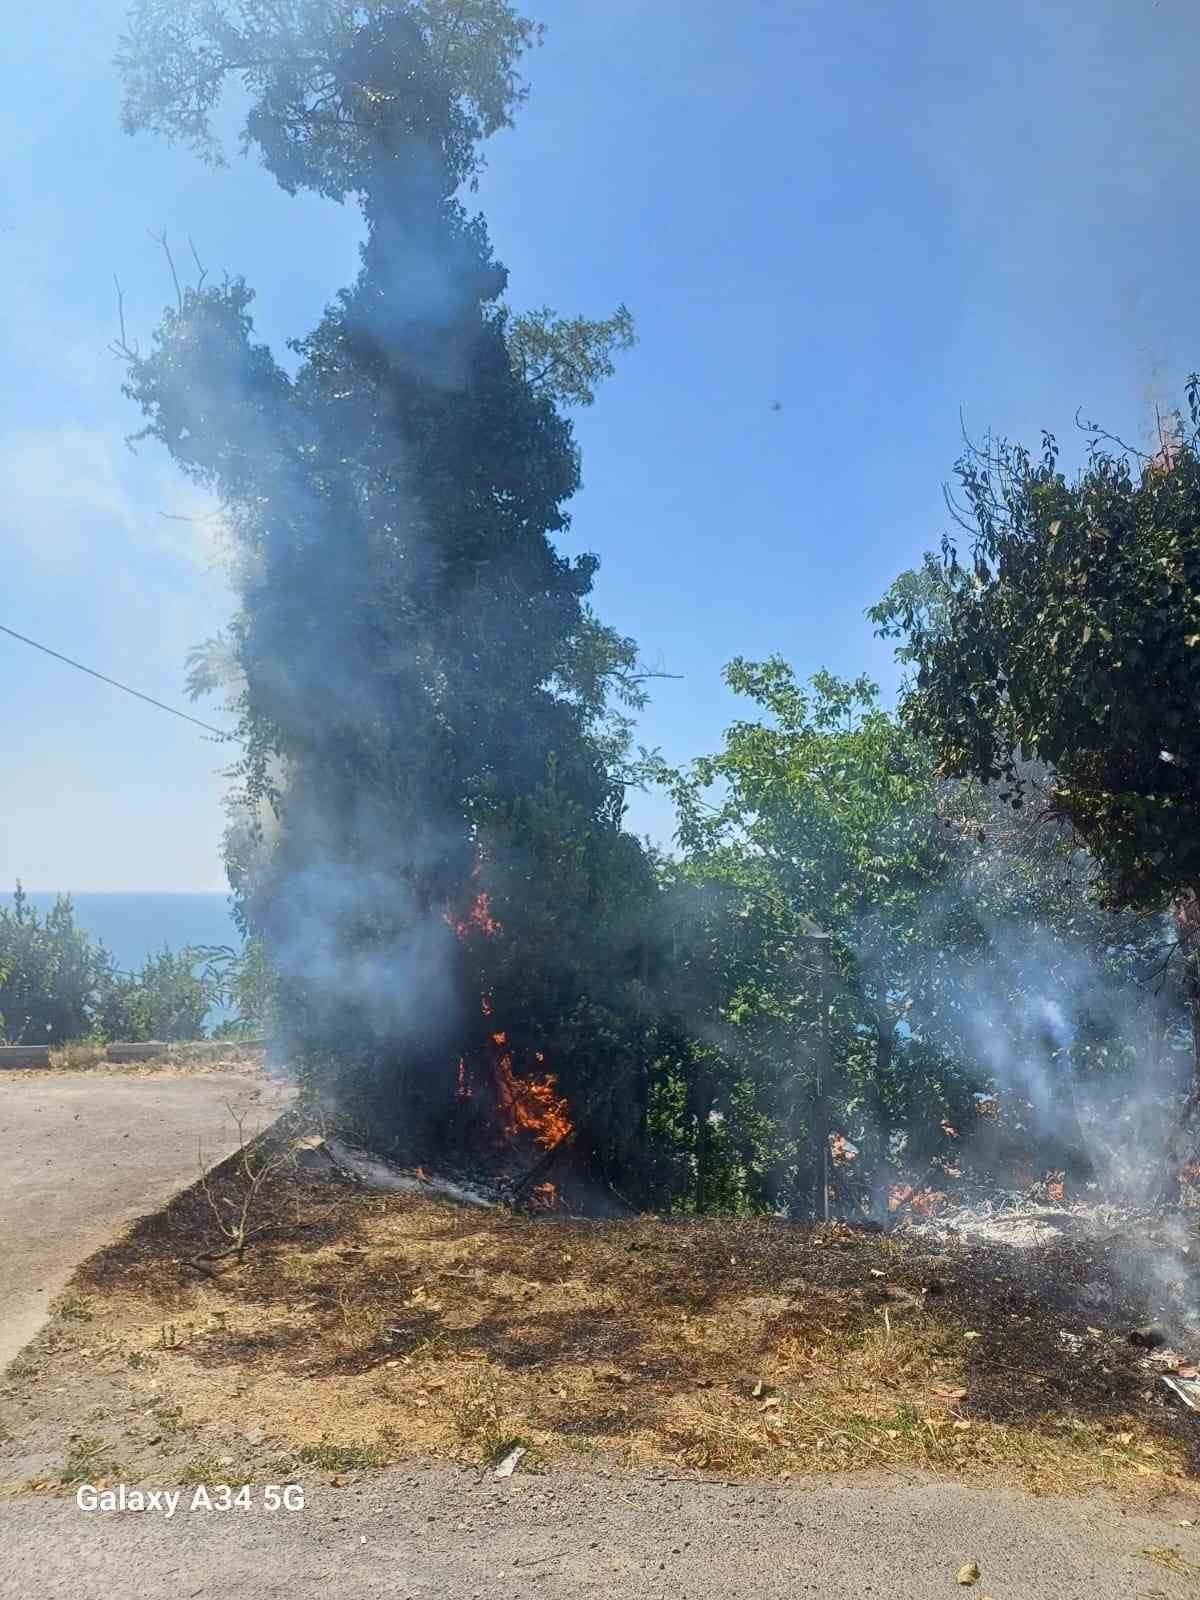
691 1068 716 1215
869 1013 895 1220
858 945 895 1221
1157 890 1200 1202
636 942 651 1152
812 1079 829 1223
695 1099 713 1214
1176 890 1200 1118
813 942 832 1222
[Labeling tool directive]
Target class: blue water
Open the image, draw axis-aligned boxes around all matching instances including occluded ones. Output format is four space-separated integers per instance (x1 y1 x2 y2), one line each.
22 891 240 973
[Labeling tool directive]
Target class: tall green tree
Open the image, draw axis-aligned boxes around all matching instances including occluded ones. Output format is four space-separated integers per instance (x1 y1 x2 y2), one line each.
667 664 965 1210
871 396 1200 1126
115 1 652 1147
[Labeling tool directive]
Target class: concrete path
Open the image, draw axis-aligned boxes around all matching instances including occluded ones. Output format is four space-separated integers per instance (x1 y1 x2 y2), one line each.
0 1070 292 1367
1 1461 1198 1599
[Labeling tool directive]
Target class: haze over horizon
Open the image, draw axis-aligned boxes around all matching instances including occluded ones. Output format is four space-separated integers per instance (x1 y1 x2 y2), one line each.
4 0 1197 891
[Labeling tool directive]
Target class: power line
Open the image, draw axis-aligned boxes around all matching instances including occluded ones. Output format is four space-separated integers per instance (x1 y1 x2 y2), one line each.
0 621 234 740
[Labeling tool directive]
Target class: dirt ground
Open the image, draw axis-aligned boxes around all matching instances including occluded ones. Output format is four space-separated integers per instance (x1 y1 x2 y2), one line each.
0 1060 292 1367
3 1129 1200 1503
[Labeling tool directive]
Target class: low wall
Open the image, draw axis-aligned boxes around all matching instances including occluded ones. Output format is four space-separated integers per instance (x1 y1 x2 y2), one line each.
104 1042 168 1063
0 1039 270 1069
0 1046 52 1068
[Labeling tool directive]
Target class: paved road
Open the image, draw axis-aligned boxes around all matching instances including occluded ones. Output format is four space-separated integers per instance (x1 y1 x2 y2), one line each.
0 1070 292 1367
1 1461 1198 1599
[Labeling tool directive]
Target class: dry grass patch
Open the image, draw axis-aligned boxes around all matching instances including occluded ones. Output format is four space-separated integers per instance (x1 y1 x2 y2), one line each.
59 1436 120 1486
6 1155 1196 1499
296 1439 386 1472
47 1042 108 1071
41 1039 268 1077
1140 1545 1200 1579
178 1454 252 1488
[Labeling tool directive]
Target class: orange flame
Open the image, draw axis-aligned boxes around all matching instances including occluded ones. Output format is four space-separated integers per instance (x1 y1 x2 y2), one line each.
447 877 573 1150
448 890 500 940
829 1133 856 1167
887 1183 947 1218
491 1047 573 1149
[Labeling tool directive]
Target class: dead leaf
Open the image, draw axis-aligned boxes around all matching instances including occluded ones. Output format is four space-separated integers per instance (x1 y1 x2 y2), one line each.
952 1420 971 1431
751 1380 765 1399
869 1269 886 1278
963 1331 981 1342
932 1385 968 1401
758 1395 781 1411
957 1561 980 1585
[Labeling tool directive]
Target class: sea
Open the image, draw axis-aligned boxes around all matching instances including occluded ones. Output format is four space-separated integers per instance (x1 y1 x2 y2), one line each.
23 891 241 973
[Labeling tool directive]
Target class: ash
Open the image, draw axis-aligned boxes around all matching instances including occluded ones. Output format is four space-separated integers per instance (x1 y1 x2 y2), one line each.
304 1135 504 1208
904 1195 1145 1250
902 1190 1200 1350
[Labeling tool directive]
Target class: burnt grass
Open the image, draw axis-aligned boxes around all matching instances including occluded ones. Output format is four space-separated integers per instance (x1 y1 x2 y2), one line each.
57 1132 1200 1482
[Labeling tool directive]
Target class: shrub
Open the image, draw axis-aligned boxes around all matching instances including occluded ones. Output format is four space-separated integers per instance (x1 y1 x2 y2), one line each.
0 885 102 1045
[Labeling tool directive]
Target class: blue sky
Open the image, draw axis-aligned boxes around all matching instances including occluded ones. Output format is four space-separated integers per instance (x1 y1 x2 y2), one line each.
1 0 1196 891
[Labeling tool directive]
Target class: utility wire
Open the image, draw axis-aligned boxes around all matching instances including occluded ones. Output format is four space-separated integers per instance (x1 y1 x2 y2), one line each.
0 621 234 740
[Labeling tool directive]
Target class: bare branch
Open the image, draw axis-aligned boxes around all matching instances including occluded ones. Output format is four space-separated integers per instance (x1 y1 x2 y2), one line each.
187 234 208 292
1073 405 1152 463
148 228 183 314
158 507 225 524
109 274 140 363
196 1103 298 1265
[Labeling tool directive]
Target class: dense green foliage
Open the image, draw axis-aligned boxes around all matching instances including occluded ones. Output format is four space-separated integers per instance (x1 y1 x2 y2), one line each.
0 885 230 1045
0 887 99 1045
870 406 1200 911
653 670 1188 1210
871 403 1200 1120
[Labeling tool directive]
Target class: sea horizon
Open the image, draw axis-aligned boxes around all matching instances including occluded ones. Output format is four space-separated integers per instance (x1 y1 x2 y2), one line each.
19 890 241 975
